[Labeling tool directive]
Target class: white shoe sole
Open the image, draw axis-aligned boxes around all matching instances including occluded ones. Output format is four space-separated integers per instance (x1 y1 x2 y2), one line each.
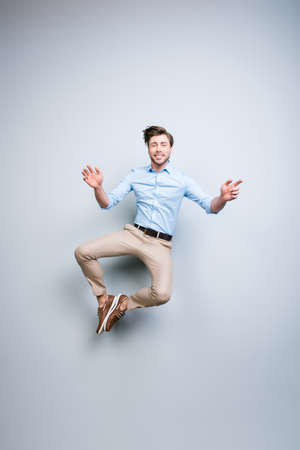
97 293 121 334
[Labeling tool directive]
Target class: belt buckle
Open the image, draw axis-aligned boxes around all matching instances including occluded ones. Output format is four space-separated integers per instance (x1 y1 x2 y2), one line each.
149 229 160 238
139 226 161 239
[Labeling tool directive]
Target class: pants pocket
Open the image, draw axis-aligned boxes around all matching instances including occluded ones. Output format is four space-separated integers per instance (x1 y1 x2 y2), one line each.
158 238 172 249
124 223 136 232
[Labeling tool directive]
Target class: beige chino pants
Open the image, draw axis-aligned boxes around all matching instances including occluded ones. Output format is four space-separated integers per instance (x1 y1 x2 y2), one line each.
74 223 173 309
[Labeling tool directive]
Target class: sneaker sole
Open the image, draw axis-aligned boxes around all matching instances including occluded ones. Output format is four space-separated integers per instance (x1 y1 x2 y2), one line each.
97 293 121 334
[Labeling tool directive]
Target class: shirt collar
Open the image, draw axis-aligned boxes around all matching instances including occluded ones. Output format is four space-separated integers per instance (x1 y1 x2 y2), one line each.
146 159 173 174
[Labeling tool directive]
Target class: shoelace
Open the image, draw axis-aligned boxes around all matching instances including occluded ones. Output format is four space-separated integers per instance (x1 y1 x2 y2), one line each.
115 309 125 319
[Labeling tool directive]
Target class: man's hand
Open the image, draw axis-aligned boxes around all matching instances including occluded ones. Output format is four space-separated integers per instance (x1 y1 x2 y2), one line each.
81 165 104 189
220 179 243 201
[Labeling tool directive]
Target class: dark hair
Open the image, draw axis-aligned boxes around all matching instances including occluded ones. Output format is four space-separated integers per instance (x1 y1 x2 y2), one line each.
143 125 174 148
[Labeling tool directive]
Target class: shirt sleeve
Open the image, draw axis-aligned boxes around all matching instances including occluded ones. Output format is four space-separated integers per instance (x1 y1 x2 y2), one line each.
100 169 134 210
184 174 219 214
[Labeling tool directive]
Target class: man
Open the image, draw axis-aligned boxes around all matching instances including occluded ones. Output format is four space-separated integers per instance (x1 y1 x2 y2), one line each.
74 125 242 335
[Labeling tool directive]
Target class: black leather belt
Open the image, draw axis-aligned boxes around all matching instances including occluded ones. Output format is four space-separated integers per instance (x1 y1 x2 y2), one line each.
134 223 172 241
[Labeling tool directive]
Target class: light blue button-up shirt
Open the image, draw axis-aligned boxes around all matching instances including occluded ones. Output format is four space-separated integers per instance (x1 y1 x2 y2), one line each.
100 159 219 235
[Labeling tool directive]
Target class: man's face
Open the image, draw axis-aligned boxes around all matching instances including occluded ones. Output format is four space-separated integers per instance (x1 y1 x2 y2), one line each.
148 134 172 166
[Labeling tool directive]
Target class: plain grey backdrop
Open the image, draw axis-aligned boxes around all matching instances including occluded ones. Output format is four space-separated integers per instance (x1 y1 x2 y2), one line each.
1 1 298 449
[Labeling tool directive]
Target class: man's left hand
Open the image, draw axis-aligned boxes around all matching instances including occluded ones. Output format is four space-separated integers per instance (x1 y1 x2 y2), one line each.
221 179 243 201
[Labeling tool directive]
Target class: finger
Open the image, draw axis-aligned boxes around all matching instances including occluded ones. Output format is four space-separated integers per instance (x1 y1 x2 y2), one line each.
86 165 94 174
224 179 233 185
231 189 239 193
95 166 101 174
82 168 89 176
233 179 243 186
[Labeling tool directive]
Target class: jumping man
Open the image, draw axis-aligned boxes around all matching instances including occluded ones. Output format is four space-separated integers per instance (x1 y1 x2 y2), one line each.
74 125 243 335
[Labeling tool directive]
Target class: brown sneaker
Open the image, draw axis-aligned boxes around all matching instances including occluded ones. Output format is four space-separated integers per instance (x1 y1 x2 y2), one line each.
96 294 115 335
104 293 129 332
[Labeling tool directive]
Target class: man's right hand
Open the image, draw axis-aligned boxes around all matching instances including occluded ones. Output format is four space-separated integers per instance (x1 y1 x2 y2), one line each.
81 165 104 189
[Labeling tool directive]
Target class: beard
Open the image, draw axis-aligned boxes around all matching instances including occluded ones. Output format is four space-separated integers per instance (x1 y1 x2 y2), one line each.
151 155 168 165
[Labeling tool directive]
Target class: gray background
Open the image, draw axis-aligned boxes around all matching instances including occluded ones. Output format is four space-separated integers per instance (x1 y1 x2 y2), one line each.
1 1 298 449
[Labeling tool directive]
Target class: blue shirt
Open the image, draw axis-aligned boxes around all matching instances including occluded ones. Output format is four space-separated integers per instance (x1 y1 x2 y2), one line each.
100 159 219 235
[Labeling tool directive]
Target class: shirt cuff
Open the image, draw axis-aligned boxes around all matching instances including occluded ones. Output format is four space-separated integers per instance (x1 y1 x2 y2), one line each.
99 194 112 210
206 197 220 214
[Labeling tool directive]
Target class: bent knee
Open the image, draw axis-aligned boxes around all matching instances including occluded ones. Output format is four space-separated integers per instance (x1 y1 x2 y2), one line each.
152 288 172 305
74 245 86 262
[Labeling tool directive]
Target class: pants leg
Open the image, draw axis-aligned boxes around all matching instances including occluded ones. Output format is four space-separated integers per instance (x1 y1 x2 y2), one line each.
74 223 173 309
74 225 138 297
123 224 173 308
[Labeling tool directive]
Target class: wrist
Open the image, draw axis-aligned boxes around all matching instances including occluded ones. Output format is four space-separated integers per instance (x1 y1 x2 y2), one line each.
94 184 103 192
